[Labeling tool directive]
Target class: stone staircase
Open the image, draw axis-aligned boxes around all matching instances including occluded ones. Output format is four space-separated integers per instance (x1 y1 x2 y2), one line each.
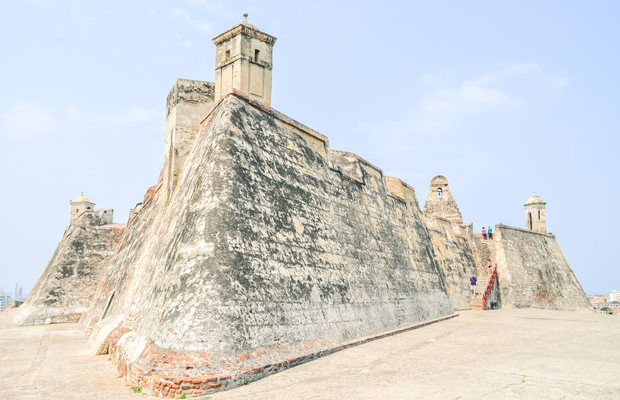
469 269 498 310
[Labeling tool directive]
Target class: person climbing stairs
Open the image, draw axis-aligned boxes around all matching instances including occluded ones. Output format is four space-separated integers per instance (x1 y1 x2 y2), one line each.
469 268 498 310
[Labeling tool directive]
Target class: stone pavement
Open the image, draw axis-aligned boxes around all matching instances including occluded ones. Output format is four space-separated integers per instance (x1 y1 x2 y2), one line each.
1 309 618 399
0 310 137 400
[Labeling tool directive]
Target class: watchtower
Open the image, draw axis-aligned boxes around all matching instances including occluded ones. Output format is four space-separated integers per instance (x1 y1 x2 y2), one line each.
70 193 95 225
212 13 277 107
423 175 463 224
524 192 546 233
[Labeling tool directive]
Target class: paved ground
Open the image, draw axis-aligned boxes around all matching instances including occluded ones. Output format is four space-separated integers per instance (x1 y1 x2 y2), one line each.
1 308 618 399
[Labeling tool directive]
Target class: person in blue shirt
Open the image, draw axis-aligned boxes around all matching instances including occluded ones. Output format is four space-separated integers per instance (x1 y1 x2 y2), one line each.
470 274 477 296
488 226 493 240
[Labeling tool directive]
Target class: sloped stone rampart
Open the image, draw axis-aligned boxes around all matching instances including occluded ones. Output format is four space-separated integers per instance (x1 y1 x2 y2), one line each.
426 217 477 310
494 225 589 310
80 92 455 395
14 211 125 325
472 234 498 274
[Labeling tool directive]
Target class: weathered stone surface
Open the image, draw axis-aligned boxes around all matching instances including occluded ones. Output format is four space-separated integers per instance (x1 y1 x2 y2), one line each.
494 225 590 311
426 216 477 310
80 92 455 393
14 211 125 326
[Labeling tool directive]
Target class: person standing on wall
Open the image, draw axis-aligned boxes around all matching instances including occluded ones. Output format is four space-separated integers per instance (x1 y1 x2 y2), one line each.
482 227 487 240
470 274 477 297
488 226 493 240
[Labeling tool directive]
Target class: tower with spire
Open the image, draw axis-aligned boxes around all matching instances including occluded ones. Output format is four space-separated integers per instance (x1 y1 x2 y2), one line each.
212 13 277 107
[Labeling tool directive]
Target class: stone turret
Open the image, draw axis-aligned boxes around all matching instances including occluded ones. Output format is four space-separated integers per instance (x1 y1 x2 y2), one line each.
423 175 463 224
70 193 95 225
213 13 277 107
163 79 215 199
524 192 546 233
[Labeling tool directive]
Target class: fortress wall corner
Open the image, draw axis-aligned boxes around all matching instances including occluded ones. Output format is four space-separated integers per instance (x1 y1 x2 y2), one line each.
13 212 126 326
330 150 363 182
494 224 590 311
82 94 455 391
426 216 478 309
385 176 405 199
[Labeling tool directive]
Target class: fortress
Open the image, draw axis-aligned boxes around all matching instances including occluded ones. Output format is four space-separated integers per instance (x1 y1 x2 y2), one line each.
14 14 590 397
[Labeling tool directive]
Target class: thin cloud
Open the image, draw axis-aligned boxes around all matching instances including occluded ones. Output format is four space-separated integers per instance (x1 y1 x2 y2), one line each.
3 102 57 138
421 62 541 117
357 61 570 165
172 8 212 32
185 0 235 17
367 62 567 138
101 107 154 124
183 40 193 48
65 105 84 118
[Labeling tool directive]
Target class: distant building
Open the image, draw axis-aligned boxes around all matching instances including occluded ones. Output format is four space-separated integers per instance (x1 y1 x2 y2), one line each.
0 288 11 311
609 290 620 302
12 283 25 302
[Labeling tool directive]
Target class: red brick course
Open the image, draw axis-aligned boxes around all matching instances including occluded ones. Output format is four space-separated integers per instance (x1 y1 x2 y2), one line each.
107 314 457 397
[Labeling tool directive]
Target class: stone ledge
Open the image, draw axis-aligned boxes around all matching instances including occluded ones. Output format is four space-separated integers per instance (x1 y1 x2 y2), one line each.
201 89 327 144
497 224 555 238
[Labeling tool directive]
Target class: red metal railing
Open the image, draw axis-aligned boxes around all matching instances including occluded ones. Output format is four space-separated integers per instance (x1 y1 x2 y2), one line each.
482 267 498 310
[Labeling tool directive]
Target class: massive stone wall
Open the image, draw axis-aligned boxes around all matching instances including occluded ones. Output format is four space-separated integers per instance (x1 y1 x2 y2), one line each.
13 211 125 325
472 234 498 273
494 224 589 311
426 216 477 310
79 91 455 396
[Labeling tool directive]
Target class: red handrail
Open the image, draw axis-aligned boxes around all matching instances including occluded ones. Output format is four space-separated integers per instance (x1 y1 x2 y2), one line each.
482 267 498 310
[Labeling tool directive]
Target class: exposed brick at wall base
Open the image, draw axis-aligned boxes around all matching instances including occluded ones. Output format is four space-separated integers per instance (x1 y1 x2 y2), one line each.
110 314 457 397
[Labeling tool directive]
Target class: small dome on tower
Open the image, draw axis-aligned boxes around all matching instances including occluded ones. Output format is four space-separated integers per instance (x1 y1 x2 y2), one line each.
525 192 546 205
239 12 258 30
73 193 90 203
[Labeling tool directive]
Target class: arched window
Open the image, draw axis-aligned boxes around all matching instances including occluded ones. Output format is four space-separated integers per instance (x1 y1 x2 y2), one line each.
437 188 443 198
87 207 91 210
527 212 532 230
538 210 541 220
76 209 79 213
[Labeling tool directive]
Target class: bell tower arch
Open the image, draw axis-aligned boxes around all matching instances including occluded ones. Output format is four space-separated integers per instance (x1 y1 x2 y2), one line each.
524 192 547 233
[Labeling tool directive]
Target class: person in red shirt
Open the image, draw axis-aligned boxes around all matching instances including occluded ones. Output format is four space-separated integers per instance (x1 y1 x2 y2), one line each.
482 228 487 240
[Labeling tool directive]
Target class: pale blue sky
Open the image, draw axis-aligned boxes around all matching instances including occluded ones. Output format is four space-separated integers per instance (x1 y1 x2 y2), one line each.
1 0 618 295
